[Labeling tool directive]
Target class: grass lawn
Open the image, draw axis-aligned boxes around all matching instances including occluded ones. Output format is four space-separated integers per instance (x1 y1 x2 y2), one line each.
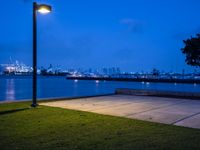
0 101 200 150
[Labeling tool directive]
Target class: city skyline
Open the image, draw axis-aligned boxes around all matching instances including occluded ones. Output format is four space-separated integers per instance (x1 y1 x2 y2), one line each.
1 59 199 74
1 0 200 72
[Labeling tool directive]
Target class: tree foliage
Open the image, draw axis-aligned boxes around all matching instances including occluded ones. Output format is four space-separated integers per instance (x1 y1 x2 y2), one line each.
181 34 200 67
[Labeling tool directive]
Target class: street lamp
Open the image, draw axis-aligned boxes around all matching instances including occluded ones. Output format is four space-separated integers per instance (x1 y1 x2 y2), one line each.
31 2 52 107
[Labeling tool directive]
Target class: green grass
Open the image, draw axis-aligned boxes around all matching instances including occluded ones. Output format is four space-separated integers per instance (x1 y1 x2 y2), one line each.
0 101 200 150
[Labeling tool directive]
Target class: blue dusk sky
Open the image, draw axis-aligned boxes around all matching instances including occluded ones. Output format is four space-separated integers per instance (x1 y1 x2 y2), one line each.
0 0 200 72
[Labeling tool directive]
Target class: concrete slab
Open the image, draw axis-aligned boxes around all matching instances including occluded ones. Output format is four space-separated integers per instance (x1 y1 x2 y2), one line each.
128 100 200 124
128 111 188 124
174 113 200 129
40 95 200 129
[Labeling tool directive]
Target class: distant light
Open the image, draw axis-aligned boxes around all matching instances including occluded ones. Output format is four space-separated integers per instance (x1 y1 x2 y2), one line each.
96 80 99 84
194 83 197 86
74 79 78 83
146 82 150 86
37 4 52 14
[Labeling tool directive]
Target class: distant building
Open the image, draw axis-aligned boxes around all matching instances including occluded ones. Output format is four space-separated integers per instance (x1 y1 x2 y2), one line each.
0 61 32 75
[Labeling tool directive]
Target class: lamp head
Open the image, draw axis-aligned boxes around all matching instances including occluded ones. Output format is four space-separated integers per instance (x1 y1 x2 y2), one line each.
37 4 52 14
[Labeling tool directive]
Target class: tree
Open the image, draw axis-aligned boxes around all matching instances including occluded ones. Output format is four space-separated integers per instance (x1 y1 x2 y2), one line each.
181 34 200 67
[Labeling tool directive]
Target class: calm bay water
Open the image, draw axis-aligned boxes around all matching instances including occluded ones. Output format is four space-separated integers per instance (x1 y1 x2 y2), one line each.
0 76 200 101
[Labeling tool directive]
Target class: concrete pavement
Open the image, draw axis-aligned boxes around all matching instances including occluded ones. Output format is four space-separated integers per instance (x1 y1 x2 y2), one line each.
40 95 200 129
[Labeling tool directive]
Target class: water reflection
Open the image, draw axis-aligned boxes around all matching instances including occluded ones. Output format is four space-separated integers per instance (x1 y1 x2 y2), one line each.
6 79 15 100
0 76 200 101
73 80 78 95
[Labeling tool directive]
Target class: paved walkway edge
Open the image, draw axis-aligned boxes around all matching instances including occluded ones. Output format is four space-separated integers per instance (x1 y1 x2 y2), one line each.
115 88 200 100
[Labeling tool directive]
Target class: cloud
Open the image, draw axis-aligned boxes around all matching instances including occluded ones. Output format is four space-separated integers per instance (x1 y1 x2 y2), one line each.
120 18 144 33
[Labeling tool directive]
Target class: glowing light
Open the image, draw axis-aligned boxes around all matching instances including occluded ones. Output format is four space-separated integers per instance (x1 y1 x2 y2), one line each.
37 4 52 14
38 8 50 14
74 79 78 83
96 80 99 84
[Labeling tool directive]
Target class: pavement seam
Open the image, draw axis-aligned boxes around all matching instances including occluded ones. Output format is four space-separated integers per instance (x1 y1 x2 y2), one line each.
86 100 174 112
125 100 188 117
69 102 135 111
41 101 135 111
171 111 200 125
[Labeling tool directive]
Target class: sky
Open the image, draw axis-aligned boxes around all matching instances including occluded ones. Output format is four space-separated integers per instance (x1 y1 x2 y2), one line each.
0 0 200 72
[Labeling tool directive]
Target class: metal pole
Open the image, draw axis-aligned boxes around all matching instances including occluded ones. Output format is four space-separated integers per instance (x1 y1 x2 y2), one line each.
31 2 38 107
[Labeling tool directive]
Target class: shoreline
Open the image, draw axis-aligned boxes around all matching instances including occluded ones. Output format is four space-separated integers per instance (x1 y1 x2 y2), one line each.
0 93 115 104
1 88 200 103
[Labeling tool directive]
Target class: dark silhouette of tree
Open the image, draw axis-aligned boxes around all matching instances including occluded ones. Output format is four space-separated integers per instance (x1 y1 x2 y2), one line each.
181 34 200 67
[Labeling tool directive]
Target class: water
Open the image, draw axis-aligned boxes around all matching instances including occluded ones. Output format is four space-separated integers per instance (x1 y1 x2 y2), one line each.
0 76 199 101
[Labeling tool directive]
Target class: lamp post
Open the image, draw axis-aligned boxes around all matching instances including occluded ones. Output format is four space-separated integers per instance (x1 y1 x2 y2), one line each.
31 2 52 107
